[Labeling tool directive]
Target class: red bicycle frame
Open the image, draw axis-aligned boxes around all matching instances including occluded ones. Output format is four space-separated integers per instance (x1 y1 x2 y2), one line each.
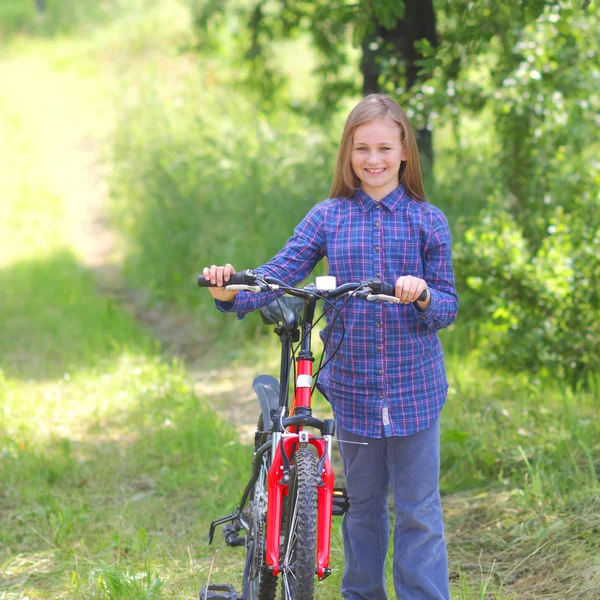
265 356 335 578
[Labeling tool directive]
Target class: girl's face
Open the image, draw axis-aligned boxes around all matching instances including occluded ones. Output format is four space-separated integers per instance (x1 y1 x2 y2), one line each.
350 118 406 201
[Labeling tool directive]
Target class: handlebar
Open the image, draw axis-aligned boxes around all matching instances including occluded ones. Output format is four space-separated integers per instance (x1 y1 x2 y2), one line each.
197 271 258 288
198 270 427 303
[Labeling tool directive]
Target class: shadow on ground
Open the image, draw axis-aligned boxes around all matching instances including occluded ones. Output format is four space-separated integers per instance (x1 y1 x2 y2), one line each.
0 247 151 380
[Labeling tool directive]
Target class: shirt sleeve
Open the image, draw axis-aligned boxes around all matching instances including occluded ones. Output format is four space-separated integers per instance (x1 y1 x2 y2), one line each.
215 204 327 319
411 209 458 330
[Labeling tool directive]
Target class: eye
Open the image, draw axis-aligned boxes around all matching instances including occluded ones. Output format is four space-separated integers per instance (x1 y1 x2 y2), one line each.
380 147 391 151
355 146 367 151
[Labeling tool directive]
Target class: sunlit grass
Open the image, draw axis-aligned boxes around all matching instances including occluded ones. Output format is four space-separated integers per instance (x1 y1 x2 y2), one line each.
0 8 248 599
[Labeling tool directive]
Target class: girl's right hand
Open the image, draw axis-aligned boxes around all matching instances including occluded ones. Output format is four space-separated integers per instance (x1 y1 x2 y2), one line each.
202 264 238 302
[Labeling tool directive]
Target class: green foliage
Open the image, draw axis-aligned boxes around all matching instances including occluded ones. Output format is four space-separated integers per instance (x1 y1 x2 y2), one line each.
188 0 370 115
455 195 600 388
0 0 159 38
427 3 600 387
0 0 36 36
110 84 335 320
89 564 163 599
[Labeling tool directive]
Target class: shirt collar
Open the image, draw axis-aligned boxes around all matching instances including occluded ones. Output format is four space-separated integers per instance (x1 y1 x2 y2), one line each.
354 185 406 212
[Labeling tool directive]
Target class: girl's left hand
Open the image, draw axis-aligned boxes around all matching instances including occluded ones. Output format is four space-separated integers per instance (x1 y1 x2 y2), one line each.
394 275 430 308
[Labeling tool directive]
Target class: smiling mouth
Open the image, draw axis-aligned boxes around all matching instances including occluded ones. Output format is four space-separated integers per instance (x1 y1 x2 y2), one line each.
365 168 386 174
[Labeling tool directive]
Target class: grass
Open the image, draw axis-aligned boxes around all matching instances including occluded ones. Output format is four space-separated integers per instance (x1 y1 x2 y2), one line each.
0 13 247 597
1 3 599 599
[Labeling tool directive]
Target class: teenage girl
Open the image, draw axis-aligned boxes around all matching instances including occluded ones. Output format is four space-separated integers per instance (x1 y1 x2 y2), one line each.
203 93 458 600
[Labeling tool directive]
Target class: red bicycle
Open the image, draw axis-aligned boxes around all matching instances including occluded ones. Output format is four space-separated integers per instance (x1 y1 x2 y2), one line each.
198 271 425 600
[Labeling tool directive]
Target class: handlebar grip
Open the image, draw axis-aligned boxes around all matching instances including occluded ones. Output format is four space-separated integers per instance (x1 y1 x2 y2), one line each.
379 281 428 302
379 281 395 296
197 271 252 287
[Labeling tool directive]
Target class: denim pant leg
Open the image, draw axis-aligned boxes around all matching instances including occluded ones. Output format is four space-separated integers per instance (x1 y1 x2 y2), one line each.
387 418 449 600
338 426 390 600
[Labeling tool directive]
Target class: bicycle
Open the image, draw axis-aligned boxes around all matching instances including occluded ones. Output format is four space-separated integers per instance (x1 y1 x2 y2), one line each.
198 271 426 600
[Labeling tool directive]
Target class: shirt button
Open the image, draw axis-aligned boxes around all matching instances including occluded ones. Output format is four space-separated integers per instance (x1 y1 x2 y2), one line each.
376 272 381 278
375 204 381 209
375 246 380 252
379 393 384 399
378 369 383 375
377 345 382 351
376 322 382 328
375 221 380 227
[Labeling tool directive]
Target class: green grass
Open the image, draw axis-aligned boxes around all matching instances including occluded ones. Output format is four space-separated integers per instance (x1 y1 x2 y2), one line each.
0 14 248 598
1 3 599 599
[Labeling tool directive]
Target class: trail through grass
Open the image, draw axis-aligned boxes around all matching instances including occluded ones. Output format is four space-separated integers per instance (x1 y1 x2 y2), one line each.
0 26 246 600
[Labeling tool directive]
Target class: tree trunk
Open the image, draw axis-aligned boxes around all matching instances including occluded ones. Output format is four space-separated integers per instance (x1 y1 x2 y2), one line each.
35 0 46 13
360 0 438 178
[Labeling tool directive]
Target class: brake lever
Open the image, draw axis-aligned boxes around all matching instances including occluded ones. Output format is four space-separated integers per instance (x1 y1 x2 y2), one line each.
226 284 280 293
355 289 400 304
366 293 400 304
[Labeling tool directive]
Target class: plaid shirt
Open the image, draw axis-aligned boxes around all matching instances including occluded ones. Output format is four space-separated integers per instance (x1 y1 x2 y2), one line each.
216 185 458 437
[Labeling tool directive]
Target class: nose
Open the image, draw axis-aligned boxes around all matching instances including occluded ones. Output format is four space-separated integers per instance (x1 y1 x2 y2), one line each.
366 151 380 165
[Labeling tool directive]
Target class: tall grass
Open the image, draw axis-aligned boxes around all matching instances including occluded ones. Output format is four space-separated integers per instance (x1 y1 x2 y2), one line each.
109 80 335 339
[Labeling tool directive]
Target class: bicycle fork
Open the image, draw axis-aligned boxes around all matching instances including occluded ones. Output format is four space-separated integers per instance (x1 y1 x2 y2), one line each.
265 434 334 579
265 349 335 579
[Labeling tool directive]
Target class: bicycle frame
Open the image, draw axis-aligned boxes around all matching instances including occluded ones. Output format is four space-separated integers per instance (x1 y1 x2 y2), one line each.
265 295 335 578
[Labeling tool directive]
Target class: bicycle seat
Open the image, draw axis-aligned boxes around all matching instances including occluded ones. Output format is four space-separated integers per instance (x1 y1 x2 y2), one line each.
260 297 304 329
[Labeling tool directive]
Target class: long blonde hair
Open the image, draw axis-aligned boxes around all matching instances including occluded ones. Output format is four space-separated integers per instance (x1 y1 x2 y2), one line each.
329 94 426 202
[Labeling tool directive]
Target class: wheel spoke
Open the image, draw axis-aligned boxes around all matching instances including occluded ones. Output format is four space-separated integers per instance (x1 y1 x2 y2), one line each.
283 498 299 565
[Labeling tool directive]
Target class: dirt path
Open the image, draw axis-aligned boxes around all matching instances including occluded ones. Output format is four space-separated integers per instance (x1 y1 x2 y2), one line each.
75 143 260 442
6 53 263 443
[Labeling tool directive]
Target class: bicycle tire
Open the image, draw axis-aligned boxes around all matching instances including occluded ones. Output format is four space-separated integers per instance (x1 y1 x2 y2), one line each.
280 447 319 600
243 416 278 600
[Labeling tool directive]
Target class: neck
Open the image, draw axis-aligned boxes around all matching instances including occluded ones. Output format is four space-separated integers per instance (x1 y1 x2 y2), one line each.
362 182 399 202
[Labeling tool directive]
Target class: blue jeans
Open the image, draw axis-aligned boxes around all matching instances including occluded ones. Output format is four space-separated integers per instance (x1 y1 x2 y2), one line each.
337 418 449 600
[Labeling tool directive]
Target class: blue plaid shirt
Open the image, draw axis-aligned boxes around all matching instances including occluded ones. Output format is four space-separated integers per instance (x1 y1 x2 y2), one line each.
216 185 458 437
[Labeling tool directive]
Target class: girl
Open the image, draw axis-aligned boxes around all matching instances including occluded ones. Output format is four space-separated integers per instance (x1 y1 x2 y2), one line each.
203 93 458 600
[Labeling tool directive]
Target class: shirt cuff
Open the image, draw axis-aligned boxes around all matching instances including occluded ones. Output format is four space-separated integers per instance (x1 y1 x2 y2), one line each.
215 298 236 313
411 289 436 326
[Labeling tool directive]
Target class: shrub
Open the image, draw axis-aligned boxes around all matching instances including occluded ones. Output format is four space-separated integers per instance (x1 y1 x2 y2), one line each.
456 192 599 388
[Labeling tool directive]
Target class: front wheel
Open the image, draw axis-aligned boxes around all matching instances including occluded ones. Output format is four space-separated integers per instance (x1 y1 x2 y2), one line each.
280 447 319 600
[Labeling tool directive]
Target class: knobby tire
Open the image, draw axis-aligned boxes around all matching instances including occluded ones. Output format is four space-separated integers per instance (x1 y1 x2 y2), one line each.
280 447 319 600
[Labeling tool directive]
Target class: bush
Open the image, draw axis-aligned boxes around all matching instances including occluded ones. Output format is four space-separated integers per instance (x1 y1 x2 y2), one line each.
456 192 600 388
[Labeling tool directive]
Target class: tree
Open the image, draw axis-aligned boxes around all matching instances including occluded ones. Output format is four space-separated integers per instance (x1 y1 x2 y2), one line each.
190 0 440 172
189 0 600 386
361 1 438 172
